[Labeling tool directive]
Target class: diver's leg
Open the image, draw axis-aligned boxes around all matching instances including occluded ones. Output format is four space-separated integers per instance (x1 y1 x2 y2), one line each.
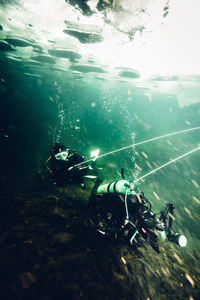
90 177 103 196
88 177 103 219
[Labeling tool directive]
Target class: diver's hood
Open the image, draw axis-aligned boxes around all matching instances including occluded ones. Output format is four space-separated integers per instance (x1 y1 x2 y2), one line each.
52 143 67 155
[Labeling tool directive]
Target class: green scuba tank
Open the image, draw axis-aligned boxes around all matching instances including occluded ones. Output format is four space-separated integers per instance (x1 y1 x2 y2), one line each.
97 180 134 195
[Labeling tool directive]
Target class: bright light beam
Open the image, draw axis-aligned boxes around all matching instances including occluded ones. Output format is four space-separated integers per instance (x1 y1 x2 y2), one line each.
70 126 200 169
134 146 200 183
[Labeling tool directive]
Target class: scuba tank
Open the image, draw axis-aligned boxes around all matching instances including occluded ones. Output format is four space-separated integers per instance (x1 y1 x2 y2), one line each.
97 180 134 195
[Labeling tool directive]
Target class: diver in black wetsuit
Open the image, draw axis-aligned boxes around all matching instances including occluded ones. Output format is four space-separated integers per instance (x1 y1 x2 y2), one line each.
49 143 97 188
89 179 164 252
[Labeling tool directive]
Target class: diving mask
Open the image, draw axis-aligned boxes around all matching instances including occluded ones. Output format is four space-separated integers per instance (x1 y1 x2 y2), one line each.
55 151 68 160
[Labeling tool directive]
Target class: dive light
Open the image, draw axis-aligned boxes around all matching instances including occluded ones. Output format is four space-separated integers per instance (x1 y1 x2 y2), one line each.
168 233 187 247
90 149 100 161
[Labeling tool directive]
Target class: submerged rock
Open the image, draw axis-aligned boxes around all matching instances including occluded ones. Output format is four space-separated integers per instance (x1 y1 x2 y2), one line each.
119 70 140 79
63 29 103 44
150 75 178 81
64 20 103 44
24 72 42 78
96 75 107 81
30 55 55 64
24 59 42 66
96 0 114 12
65 0 114 15
65 0 93 16
70 64 106 73
0 40 15 51
5 38 34 48
48 49 81 60
72 71 83 79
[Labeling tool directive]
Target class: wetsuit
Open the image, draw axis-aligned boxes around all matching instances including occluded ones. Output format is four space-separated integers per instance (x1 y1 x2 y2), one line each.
50 150 87 187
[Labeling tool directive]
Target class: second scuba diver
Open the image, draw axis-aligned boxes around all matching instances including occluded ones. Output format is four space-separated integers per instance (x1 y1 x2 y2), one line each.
47 143 98 189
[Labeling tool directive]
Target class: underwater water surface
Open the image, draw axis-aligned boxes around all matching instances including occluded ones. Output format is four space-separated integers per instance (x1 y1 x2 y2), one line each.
0 1 200 299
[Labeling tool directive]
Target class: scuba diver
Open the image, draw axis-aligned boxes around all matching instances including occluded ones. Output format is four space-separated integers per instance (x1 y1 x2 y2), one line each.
89 170 187 253
47 143 98 188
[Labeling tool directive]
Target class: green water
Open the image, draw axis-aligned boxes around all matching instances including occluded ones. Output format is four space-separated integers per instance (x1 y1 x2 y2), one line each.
1 63 200 237
0 1 200 298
